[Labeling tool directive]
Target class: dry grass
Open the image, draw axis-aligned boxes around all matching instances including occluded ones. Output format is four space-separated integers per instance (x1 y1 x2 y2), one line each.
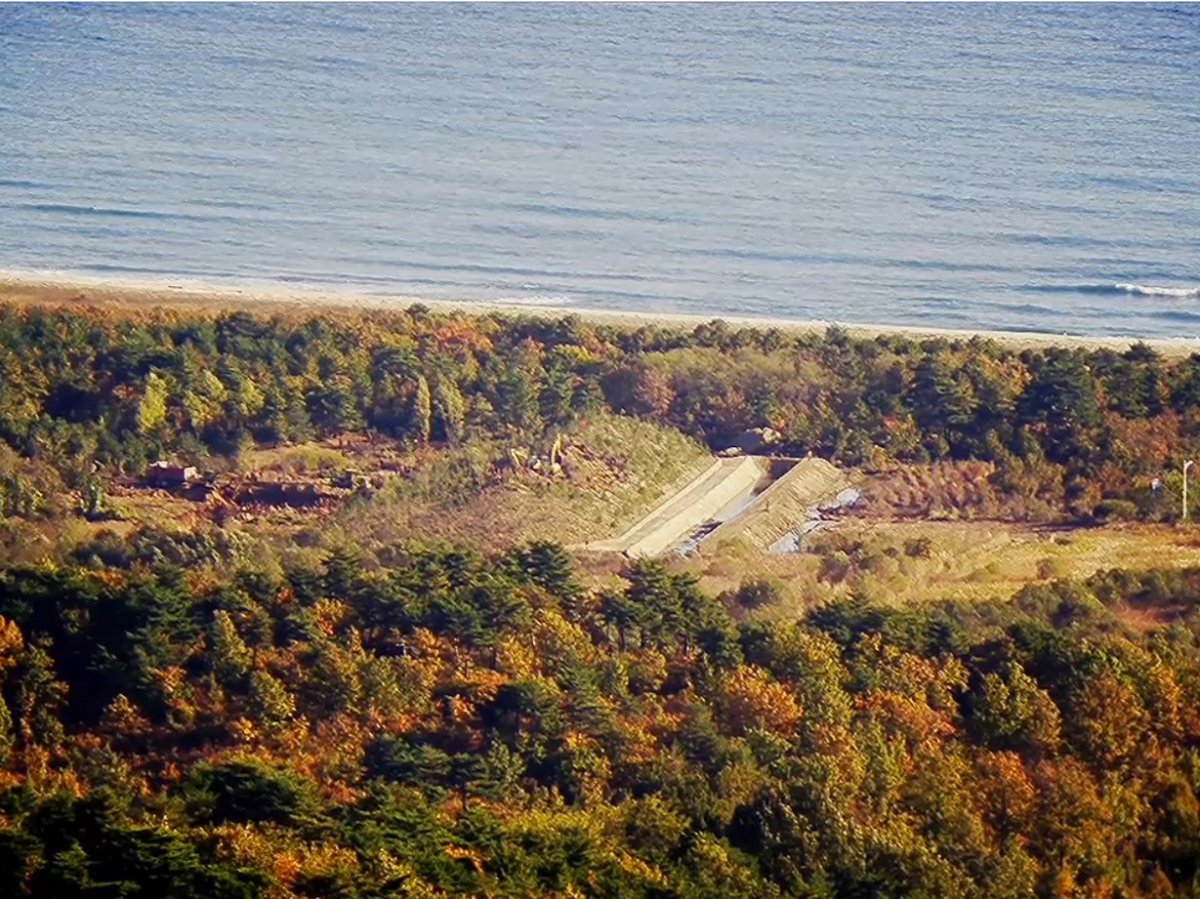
323 413 712 552
827 520 1200 602
242 444 357 476
852 459 1066 521
678 517 1200 622
3 415 709 565
681 536 827 619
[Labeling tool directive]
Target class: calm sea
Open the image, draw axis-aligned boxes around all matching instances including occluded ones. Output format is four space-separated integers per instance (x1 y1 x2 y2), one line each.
2 3 1198 338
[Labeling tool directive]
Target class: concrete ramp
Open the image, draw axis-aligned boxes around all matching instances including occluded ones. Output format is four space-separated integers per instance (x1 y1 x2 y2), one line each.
701 457 849 550
588 456 767 557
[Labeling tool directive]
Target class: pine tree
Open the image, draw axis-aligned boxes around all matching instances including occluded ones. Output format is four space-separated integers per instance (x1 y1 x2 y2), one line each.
360 656 405 720
136 371 170 436
1017 349 1101 464
969 661 1061 754
909 354 975 458
247 670 295 733
0 693 13 765
16 642 67 750
432 375 466 446
600 591 635 651
210 611 252 686
479 742 525 801
323 546 362 599
283 388 315 443
626 559 682 649
496 367 540 436
306 636 364 717
520 541 582 611
412 375 432 445
306 378 365 436
539 364 576 427
447 753 486 812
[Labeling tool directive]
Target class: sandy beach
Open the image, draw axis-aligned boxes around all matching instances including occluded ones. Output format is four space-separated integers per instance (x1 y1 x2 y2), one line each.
2 270 1197 356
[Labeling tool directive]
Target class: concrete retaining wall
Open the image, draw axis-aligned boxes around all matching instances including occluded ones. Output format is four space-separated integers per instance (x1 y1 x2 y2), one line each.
624 456 765 557
701 457 847 550
589 456 767 557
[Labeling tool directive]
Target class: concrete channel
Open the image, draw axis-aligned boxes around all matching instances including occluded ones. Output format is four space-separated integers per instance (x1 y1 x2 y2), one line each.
586 456 768 558
585 455 855 559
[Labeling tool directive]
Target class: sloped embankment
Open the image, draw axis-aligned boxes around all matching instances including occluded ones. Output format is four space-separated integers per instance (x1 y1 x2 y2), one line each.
588 456 767 557
702 457 849 550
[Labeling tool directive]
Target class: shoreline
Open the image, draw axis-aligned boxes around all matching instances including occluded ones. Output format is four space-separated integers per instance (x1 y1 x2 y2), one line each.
2 270 1198 356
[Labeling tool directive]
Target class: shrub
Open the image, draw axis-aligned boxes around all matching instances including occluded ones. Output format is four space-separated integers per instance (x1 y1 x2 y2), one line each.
903 535 934 558
1092 498 1139 523
182 760 320 826
733 577 782 609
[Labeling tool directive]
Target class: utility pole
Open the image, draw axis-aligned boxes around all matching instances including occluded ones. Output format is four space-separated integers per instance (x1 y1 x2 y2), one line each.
1184 460 1194 522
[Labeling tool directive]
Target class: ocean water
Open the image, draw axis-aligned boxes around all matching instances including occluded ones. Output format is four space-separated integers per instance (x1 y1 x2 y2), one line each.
2 3 1199 338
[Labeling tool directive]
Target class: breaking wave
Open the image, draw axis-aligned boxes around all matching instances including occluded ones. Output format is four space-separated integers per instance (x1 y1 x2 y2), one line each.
1034 283 1200 299
1113 282 1200 299
490 293 578 307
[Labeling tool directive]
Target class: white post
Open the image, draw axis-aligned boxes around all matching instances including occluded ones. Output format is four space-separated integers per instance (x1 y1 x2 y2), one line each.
1184 460 1194 522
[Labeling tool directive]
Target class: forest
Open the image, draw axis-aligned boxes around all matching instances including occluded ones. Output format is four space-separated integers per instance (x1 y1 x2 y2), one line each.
3 544 1200 897
0 302 1197 521
2 301 1200 897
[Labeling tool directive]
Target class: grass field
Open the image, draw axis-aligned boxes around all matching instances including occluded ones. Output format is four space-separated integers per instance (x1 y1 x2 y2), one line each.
1 414 713 569
682 517 1200 621
318 412 713 553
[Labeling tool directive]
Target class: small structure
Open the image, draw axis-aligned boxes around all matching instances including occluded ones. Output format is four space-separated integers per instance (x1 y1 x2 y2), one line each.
145 461 199 488
725 427 783 456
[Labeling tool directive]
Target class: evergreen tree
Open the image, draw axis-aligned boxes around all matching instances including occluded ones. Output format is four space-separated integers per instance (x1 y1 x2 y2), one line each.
136 371 171 436
432 375 466 446
447 753 486 812
539 364 576 428
495 367 540 436
210 611 252 686
1017 349 1102 464
626 559 683 649
909 354 975 458
412 374 433 445
519 541 582 615
0 693 13 765
969 661 1062 755
15 641 67 750
306 378 365 436
247 669 295 733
